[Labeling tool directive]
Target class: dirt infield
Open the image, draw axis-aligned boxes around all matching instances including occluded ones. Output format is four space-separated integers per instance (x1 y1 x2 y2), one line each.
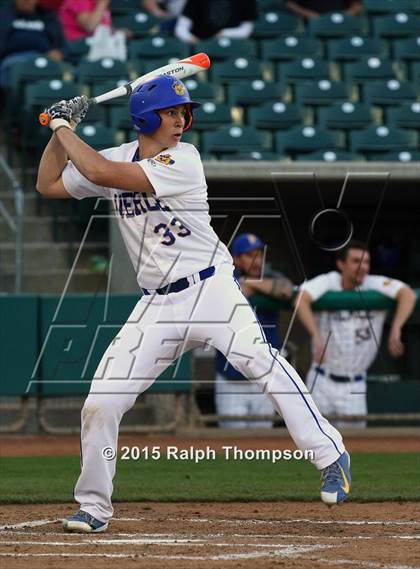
0 502 419 569
1 433 419 456
1 434 419 567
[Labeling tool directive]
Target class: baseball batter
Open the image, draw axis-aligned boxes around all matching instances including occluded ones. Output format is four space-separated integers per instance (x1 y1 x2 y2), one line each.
296 240 416 428
37 75 351 533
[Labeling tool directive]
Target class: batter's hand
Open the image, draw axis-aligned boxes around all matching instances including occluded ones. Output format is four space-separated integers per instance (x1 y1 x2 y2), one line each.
388 326 405 357
68 95 89 127
43 100 72 132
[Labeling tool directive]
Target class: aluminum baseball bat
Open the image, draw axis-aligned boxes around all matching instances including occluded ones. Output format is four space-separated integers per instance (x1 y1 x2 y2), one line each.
39 52 210 126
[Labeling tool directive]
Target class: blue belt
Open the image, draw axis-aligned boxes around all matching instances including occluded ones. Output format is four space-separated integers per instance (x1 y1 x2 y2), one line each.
315 366 365 383
142 266 215 295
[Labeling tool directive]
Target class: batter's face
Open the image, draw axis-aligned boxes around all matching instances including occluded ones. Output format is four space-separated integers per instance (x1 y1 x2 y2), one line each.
337 248 370 287
154 105 187 147
234 248 263 278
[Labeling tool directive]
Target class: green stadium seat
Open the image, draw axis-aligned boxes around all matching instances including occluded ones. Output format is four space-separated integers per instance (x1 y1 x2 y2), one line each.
179 130 200 147
387 102 420 128
318 102 373 129
110 0 141 16
110 106 134 141
90 80 131 106
372 13 420 38
82 103 108 124
112 12 160 38
280 58 331 84
363 0 420 14
66 38 92 64
192 102 233 131
296 150 364 161
8 55 73 95
22 80 108 146
253 11 300 38
257 0 285 13
248 101 304 130
227 80 286 107
25 79 82 110
261 36 322 62
20 79 82 173
77 124 119 150
220 151 279 161
135 57 188 76
367 150 420 161
328 36 387 61
211 57 267 84
364 80 417 105
411 62 420 82
308 13 365 38
296 80 350 106
196 38 257 61
201 125 272 154
350 125 418 153
128 36 189 62
183 78 224 102
77 59 130 88
276 126 344 156
393 36 420 62
343 57 398 83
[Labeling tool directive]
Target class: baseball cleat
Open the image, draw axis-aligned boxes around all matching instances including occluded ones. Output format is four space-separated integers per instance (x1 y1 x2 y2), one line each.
63 510 108 533
320 451 351 506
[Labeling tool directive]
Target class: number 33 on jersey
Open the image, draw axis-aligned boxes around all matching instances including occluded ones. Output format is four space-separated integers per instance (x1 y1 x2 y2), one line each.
61 140 232 290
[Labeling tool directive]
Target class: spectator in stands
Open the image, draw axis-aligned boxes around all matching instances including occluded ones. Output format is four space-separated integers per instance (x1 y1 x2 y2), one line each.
175 0 257 44
59 0 112 41
285 0 362 20
0 0 65 87
142 0 186 32
295 240 416 428
215 233 294 428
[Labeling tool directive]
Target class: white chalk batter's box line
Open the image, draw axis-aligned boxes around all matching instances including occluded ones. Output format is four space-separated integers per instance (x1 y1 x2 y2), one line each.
0 530 419 542
1 516 419 532
0 550 418 568
0 519 419 568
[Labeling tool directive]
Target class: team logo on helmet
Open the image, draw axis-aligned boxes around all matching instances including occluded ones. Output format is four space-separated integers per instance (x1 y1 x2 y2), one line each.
155 154 175 166
172 81 185 96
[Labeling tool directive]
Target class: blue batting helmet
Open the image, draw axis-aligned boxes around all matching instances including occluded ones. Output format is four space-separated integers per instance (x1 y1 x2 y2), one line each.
231 233 264 256
129 75 200 134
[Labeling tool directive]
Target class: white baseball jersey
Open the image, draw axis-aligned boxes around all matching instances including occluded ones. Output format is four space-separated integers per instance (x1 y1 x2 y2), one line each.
300 271 405 375
62 141 232 289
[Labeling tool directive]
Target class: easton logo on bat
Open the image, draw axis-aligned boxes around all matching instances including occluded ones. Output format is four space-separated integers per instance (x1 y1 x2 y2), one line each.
163 66 185 76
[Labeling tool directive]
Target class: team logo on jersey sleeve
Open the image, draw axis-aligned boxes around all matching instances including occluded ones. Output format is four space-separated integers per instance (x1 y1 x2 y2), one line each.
155 154 175 166
173 81 185 96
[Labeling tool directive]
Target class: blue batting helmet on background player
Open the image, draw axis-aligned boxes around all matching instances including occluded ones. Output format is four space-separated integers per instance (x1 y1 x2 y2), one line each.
231 233 264 257
129 75 201 134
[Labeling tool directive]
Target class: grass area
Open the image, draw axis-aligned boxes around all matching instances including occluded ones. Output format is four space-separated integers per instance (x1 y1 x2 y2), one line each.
0 453 419 504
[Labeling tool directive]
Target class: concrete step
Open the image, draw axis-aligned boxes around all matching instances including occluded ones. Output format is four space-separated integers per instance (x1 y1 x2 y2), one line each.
0 215 83 242
0 191 44 217
0 242 108 270
0 268 110 293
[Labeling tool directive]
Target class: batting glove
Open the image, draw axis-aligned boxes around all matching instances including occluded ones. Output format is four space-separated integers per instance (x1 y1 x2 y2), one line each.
68 95 89 127
44 100 73 132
